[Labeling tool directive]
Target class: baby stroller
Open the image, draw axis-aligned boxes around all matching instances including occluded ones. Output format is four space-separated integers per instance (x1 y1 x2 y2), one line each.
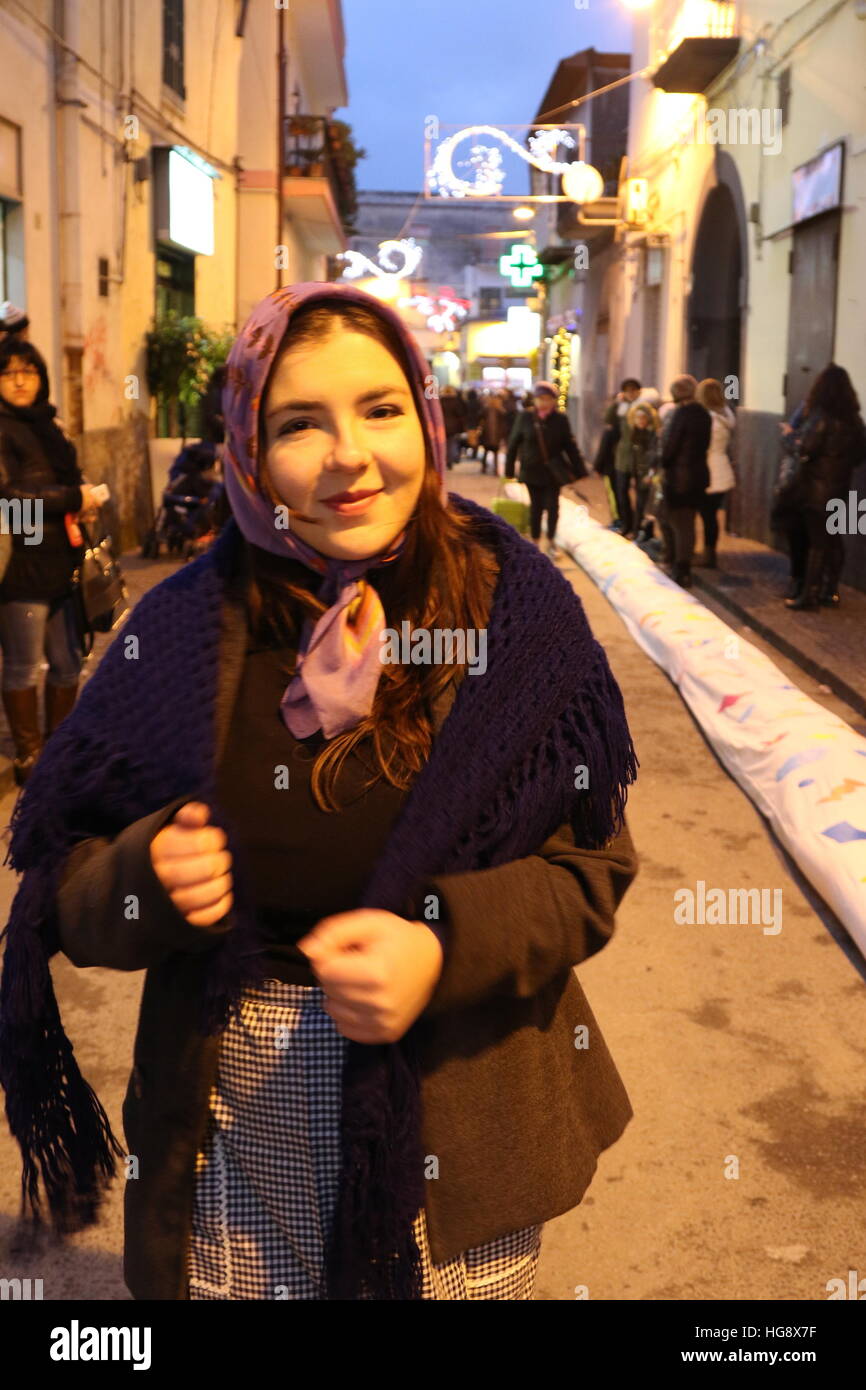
142 441 223 561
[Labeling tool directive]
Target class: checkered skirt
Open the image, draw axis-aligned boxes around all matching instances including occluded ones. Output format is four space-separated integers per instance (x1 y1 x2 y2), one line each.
187 978 542 1300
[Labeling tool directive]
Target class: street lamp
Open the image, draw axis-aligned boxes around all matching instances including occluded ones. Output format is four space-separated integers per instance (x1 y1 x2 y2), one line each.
561 161 605 205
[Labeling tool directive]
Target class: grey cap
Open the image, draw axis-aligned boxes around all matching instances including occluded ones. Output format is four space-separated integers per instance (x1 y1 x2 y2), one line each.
0 302 29 332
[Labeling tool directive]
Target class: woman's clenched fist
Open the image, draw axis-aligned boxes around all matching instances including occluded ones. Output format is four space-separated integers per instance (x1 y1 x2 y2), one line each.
150 801 233 927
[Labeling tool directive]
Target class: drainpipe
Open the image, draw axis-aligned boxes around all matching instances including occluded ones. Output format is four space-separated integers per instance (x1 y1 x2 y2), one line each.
52 0 85 437
276 4 286 290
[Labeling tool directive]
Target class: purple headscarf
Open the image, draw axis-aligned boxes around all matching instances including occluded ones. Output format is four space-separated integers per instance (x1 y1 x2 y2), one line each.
221 283 448 737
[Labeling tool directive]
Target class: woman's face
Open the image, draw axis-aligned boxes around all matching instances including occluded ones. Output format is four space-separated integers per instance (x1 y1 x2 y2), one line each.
0 356 41 408
634 410 650 431
261 326 427 560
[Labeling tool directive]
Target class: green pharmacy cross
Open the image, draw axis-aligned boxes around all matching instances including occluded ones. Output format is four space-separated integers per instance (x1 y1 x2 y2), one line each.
498 244 544 289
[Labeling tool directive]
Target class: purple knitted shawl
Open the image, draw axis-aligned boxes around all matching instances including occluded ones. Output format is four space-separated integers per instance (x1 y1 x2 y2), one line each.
0 505 637 1300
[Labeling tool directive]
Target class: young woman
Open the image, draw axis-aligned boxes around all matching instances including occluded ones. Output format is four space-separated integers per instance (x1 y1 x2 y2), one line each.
0 282 639 1302
0 338 100 783
694 378 736 570
504 381 585 558
782 363 866 611
626 400 660 540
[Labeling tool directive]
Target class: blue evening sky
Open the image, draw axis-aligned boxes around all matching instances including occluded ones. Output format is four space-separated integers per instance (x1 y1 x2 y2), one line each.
341 0 634 193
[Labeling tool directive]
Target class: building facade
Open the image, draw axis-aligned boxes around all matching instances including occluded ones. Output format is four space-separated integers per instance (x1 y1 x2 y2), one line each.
598 0 866 585
0 0 350 548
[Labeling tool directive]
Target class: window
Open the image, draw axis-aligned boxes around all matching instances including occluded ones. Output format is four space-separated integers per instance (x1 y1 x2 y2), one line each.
778 69 791 127
479 286 503 316
163 0 185 99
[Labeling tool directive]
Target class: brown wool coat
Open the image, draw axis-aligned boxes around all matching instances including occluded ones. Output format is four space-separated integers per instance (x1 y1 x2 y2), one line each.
55 543 639 1299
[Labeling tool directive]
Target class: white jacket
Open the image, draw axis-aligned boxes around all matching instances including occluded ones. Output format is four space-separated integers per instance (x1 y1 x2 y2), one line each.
706 406 736 493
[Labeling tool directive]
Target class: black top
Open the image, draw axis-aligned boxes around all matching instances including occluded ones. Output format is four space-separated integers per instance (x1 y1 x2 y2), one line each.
504 408 585 488
0 403 84 601
216 628 409 985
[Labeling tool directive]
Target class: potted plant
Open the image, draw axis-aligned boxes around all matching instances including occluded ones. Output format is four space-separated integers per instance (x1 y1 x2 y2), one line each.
325 119 367 234
145 312 233 443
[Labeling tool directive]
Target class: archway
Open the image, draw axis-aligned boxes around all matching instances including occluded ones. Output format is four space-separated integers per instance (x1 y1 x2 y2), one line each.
687 181 743 390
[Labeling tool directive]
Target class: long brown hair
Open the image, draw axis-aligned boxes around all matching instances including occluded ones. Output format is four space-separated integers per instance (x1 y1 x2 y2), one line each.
696 378 726 413
804 362 862 421
243 300 499 811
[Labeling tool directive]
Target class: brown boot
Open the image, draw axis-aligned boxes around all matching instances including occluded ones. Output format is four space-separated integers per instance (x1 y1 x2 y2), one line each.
2 686 43 786
44 679 80 739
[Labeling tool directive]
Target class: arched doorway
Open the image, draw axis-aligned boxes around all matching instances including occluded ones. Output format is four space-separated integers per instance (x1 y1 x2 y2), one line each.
687 181 743 389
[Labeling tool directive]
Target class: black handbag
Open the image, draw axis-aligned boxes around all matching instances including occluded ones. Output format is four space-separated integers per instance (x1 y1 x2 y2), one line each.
70 518 130 656
769 452 807 529
533 414 584 486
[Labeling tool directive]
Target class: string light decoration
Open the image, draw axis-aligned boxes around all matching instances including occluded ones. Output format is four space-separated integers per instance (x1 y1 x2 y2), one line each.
338 238 423 280
425 124 603 205
397 287 471 333
551 325 573 410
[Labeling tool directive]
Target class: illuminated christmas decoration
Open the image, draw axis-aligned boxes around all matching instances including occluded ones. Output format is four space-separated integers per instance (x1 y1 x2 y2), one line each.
561 161 605 205
551 325 573 410
398 286 471 334
338 238 423 281
499 244 544 289
425 124 604 205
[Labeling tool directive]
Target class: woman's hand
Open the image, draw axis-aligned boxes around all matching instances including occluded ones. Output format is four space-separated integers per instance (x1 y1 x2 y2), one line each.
149 801 233 927
77 483 100 522
297 910 444 1044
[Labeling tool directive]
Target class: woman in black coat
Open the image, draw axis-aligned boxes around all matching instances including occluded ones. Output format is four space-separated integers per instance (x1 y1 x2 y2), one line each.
439 387 467 469
0 338 100 782
504 381 584 557
658 375 711 588
783 364 866 611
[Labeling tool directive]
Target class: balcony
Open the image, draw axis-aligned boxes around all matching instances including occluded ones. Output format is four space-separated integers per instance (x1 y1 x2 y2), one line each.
282 115 352 256
651 0 740 94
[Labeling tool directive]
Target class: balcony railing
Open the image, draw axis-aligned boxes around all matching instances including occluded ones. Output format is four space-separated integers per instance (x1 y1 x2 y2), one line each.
651 0 739 66
283 115 356 229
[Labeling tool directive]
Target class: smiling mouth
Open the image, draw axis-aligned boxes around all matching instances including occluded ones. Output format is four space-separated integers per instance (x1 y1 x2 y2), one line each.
322 487 383 505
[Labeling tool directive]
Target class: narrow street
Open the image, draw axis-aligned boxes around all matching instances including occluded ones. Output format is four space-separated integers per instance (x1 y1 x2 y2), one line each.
2 459 863 1302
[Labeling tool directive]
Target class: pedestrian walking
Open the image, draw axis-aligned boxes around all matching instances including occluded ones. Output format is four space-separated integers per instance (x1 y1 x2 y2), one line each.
781 363 866 610
500 387 517 453
463 386 482 460
694 379 736 570
0 281 639 1303
439 385 466 469
0 337 101 783
478 389 507 474
657 375 712 588
505 380 585 558
771 400 809 599
626 400 660 539
609 379 643 536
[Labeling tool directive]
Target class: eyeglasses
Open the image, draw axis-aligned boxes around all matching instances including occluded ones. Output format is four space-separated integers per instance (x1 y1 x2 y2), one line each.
0 368 39 382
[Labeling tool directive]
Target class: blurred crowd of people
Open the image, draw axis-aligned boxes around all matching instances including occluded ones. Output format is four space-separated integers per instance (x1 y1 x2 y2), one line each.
439 363 865 610
593 363 864 607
